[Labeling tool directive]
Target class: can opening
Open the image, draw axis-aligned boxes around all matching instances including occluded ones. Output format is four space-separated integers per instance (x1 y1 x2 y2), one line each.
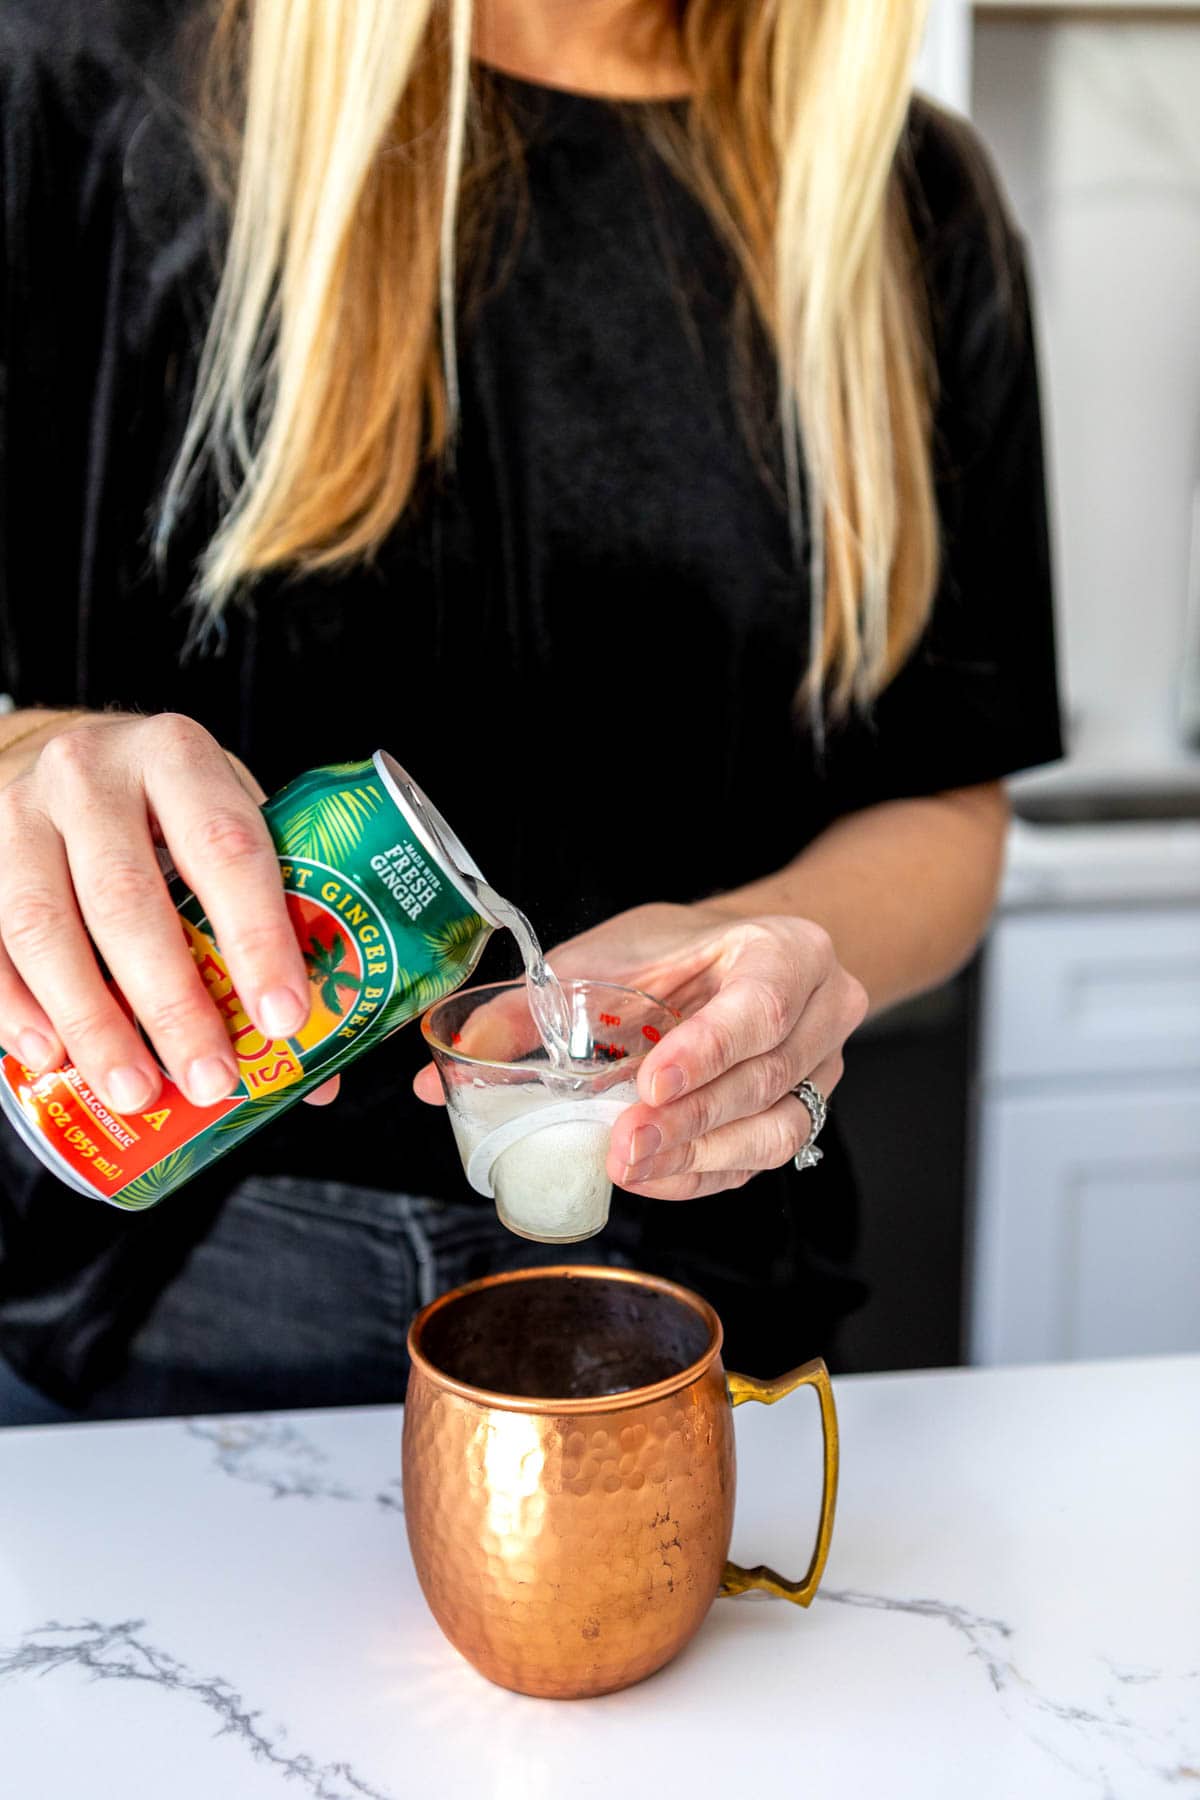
372 752 501 927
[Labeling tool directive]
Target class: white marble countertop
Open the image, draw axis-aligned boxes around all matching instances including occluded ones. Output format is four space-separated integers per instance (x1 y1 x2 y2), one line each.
1 1355 1197 1799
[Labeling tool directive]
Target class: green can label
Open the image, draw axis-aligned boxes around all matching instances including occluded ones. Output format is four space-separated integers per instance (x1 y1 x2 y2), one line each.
0 755 492 1208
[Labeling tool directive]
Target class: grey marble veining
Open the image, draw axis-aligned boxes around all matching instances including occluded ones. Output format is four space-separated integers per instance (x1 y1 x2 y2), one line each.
0 1620 397 1800
184 1416 403 1511
183 1418 360 1502
0 1357 1195 1797
821 1587 1200 1793
374 1476 406 1514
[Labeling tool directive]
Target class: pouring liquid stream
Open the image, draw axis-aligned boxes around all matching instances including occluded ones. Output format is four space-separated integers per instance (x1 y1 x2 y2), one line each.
472 880 577 1069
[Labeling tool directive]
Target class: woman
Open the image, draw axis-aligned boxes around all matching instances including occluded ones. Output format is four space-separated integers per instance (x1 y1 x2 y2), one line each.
0 0 1059 1420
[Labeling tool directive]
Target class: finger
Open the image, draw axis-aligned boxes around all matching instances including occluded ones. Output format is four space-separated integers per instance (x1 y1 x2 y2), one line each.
422 984 545 1074
141 716 311 1042
618 1048 846 1189
62 790 242 1108
412 1062 445 1105
0 934 65 1072
0 799 163 1114
795 1052 844 1139
222 751 268 805
635 924 832 1108
453 986 540 1063
610 990 844 1170
613 1091 821 1188
615 1167 757 1203
303 1074 340 1106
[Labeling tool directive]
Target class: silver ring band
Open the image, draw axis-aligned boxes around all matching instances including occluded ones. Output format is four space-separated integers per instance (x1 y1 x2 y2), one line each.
791 1078 827 1173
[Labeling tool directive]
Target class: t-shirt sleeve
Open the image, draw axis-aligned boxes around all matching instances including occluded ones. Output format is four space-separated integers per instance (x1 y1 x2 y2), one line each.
820 106 1063 815
0 13 94 709
0 5 154 713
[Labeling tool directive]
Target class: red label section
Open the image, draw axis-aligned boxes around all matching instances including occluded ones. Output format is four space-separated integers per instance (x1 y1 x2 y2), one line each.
1 883 379 1200
0 1056 239 1197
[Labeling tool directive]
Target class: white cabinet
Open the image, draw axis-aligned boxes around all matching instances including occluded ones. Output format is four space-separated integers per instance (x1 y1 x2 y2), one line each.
972 1084 1200 1362
917 0 972 111
981 910 1200 1081
971 907 1200 1364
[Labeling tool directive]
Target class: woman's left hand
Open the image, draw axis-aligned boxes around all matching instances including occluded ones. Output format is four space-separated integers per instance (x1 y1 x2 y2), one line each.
549 902 869 1201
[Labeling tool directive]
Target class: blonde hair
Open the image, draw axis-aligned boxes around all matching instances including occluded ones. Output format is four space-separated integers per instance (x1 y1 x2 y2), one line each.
164 0 936 716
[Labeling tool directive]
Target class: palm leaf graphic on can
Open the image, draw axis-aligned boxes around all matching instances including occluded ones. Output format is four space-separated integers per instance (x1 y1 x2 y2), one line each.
114 1146 199 1210
276 785 382 862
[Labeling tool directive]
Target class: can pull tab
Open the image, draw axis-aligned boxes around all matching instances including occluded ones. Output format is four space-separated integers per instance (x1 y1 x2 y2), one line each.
464 1097 629 1198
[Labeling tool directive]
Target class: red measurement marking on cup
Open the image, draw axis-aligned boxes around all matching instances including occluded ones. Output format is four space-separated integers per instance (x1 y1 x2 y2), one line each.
641 1025 661 1044
595 1042 627 1060
599 1012 621 1027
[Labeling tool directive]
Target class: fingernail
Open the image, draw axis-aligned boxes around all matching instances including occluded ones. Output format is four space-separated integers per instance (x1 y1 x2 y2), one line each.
651 1065 686 1106
106 1065 155 1114
16 1029 52 1071
622 1159 656 1184
629 1123 662 1163
303 1075 341 1107
186 1055 238 1106
259 987 308 1038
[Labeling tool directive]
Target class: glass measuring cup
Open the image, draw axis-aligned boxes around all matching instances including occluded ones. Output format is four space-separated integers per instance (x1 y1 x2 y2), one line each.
421 980 680 1244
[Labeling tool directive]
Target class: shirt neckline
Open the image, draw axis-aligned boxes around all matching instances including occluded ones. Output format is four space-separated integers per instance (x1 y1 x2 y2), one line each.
477 62 692 112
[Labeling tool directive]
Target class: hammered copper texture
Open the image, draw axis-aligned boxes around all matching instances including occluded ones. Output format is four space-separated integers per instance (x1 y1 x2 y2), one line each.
402 1359 736 1700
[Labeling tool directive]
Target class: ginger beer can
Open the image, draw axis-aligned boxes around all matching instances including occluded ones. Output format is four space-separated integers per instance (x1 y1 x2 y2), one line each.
0 752 498 1208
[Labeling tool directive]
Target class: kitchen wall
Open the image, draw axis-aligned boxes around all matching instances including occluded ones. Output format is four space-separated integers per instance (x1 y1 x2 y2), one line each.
969 8 1200 1367
972 10 1200 781
845 6 1200 1374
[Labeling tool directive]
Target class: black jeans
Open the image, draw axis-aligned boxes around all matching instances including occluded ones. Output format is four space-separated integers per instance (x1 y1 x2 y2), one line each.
32 1174 649 1420
0 1134 864 1422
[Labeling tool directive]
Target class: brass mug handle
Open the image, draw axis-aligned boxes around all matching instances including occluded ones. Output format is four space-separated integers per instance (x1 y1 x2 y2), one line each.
720 1358 840 1607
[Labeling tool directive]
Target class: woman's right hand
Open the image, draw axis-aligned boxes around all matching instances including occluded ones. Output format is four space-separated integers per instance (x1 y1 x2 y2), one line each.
0 711 322 1116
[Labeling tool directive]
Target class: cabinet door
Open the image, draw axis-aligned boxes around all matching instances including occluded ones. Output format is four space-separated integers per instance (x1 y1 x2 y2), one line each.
981 910 1200 1085
970 1084 1200 1364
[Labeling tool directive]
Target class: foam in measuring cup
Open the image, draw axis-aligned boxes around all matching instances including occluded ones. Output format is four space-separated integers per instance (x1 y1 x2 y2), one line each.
449 1078 638 1244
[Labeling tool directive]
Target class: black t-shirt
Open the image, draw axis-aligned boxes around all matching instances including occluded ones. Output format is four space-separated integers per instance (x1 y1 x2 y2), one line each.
0 2 1061 1398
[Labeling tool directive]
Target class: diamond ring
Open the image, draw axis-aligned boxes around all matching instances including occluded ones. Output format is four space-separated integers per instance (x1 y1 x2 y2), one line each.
791 1078 827 1172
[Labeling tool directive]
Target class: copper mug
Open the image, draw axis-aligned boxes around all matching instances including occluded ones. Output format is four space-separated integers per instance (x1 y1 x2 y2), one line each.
402 1265 839 1699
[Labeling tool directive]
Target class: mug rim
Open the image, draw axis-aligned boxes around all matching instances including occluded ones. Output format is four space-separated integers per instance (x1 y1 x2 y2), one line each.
406 1264 724 1415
